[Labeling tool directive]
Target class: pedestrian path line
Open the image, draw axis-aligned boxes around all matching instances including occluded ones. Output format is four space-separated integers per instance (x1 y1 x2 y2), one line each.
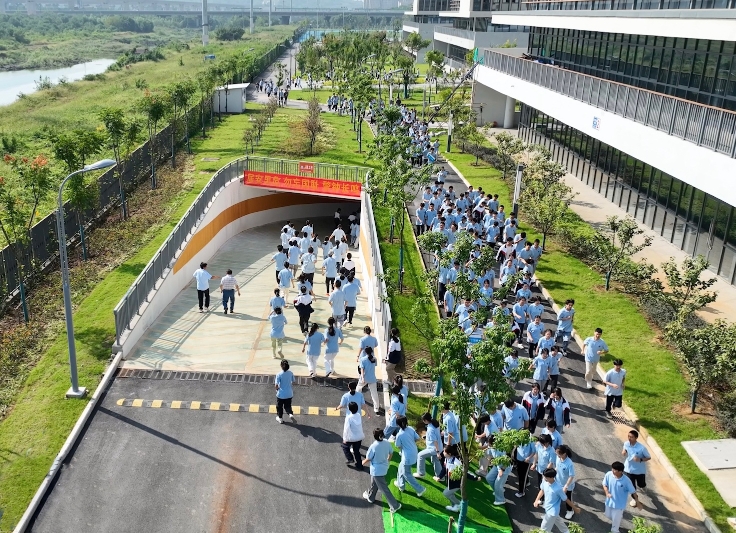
115 398 364 416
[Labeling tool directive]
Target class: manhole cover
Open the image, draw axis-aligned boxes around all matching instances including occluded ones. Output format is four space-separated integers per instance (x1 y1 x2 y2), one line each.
201 157 220 162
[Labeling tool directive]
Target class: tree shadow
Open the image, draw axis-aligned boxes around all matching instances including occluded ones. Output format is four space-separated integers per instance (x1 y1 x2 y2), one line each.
74 325 115 361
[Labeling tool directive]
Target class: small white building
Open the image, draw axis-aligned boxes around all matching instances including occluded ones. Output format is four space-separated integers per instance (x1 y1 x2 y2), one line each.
211 83 249 114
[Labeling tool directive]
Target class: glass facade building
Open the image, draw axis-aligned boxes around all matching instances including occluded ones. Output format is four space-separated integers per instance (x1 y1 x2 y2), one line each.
519 104 736 282
528 29 736 110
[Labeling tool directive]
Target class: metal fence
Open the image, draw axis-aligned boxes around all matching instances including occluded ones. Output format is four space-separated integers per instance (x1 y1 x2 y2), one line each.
0 34 299 308
363 186 393 346
522 0 736 10
113 157 249 344
483 49 736 159
243 156 369 182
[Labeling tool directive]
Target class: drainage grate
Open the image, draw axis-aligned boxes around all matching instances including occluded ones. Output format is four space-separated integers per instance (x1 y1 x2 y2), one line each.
610 411 635 427
116 368 435 392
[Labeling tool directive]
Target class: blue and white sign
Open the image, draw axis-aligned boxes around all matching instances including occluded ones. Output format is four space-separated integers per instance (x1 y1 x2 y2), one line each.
592 116 601 131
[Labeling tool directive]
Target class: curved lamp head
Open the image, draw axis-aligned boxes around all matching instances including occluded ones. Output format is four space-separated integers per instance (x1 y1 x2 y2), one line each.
83 159 116 172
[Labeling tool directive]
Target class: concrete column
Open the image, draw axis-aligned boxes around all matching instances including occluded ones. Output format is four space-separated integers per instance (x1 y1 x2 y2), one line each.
250 0 253 33
471 80 507 127
503 96 516 129
280 15 290 24
201 0 209 46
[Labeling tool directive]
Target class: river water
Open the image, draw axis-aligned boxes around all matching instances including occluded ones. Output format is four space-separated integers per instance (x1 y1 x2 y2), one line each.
0 59 116 106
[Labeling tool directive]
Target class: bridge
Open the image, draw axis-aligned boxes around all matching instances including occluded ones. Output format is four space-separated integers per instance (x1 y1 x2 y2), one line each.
1 1 404 16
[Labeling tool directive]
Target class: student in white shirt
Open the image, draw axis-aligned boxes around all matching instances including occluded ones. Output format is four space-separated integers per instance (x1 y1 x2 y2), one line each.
331 224 346 243
342 402 365 469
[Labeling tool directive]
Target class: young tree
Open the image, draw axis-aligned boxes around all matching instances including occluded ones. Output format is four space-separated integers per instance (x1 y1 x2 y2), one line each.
166 78 196 162
425 49 445 94
594 216 653 291
138 90 169 189
243 128 256 154
196 69 216 138
0 154 53 322
492 131 525 182
303 97 324 156
522 181 576 249
99 108 128 220
414 316 516 533
652 255 717 321
665 318 736 412
404 31 430 60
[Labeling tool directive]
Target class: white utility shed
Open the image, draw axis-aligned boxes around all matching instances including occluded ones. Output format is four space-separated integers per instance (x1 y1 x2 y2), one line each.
212 83 249 114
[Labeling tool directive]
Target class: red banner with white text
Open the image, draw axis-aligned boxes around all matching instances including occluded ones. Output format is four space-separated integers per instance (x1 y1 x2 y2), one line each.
243 170 362 198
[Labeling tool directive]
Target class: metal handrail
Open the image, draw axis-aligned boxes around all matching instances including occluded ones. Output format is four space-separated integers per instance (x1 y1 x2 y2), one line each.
519 0 736 8
482 49 736 158
113 156 372 345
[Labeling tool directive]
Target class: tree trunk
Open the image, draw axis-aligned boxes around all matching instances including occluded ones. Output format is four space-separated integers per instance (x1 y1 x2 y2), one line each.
542 232 547 250
605 270 612 291
691 388 699 413
171 115 176 169
78 212 87 261
185 110 191 153
457 458 469 533
149 125 157 190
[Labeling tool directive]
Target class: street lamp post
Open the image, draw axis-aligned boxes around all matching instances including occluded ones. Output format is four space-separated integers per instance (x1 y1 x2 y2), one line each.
56 159 116 399
513 163 524 215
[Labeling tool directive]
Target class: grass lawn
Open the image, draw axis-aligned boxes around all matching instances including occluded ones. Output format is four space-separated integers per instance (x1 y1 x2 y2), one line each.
443 148 735 531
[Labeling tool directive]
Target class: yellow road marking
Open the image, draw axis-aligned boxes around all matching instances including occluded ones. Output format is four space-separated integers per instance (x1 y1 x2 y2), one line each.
132 399 143 407
190 401 201 410
171 401 182 409
268 405 277 414
327 408 341 417
308 407 319 415
292 406 302 415
116 398 125 406
210 402 221 410
229 403 240 412
116 400 344 417
249 404 260 412
151 400 163 408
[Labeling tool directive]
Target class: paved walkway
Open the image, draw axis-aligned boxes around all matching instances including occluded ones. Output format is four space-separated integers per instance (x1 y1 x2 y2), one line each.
484 127 736 323
405 158 706 533
123 218 372 379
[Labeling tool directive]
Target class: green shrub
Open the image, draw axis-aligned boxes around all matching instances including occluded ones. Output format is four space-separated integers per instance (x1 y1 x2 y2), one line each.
716 389 736 437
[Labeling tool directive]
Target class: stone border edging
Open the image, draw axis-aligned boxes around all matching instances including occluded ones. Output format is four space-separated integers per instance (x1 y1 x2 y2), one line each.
443 157 724 533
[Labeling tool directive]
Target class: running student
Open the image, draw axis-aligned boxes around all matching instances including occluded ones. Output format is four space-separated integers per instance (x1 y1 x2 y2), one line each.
275 359 296 424
441 445 462 512
359 346 381 415
393 416 426 497
555 299 575 354
415 413 442 478
604 358 626 418
322 250 338 294
583 327 609 389
329 279 347 328
269 288 285 312
268 307 287 358
271 245 287 283
336 381 366 417
342 402 365 470
622 429 650 504
278 261 294 305
323 317 343 378
362 429 401 514
554 444 577 520
384 385 407 441
302 323 324 378
533 467 579 533
602 461 639 533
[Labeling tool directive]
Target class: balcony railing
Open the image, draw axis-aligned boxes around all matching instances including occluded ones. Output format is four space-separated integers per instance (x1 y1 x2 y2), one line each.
483 49 736 158
520 0 735 10
435 26 475 38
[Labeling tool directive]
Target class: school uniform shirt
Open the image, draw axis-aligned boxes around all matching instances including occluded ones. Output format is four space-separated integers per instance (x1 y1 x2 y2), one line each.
503 356 520 378
342 282 360 307
339 391 365 411
359 355 377 384
502 403 530 430
367 440 393 477
280 232 291 248
547 396 571 428
623 442 651 475
531 355 552 382
278 268 293 288
388 395 407 426
442 411 460 444
522 390 546 420
537 336 555 355
323 256 338 278
443 291 455 314
287 245 300 265
491 410 504 430
541 480 568 516
516 288 532 301
193 268 213 291
275 370 295 399
324 328 343 353
515 442 535 462
304 332 325 356
269 295 285 311
604 368 627 396
424 424 442 452
603 471 636 510
549 352 563 376
556 308 575 333
527 322 544 344
269 313 287 338
534 443 555 473
328 289 346 316
331 228 346 242
301 253 317 274
583 337 609 363
541 428 563 450
336 242 349 261
272 251 287 271
555 456 576 490
343 411 364 442
479 286 494 307
395 427 420 465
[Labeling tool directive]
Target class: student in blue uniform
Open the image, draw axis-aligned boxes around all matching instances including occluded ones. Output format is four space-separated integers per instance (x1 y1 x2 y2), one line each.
602 461 639 533
415 413 443 478
302 323 324 378
268 307 287 358
514 438 536 498
269 288 285 312
271 245 287 283
533 467 577 533
554 444 577 520
622 429 651 504
359 346 381 416
274 359 296 424
394 416 426 496
384 385 407 441
531 434 555 490
323 317 344 378
336 380 366 415
362 429 401 513
442 445 463 512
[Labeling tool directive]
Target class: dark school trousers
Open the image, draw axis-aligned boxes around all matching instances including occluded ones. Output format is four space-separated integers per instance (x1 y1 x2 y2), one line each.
197 289 210 310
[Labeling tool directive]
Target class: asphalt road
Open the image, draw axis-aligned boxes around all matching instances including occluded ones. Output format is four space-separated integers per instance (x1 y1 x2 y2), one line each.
29 376 385 533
